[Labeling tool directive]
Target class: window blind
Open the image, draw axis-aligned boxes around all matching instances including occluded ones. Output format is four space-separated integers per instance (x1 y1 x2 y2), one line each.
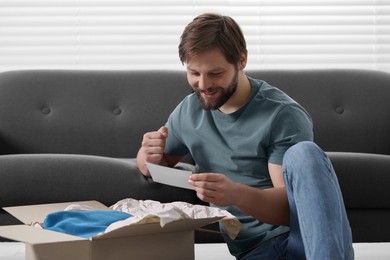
0 0 389 72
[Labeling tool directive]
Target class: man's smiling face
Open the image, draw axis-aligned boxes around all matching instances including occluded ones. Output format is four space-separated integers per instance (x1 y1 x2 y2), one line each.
186 48 239 110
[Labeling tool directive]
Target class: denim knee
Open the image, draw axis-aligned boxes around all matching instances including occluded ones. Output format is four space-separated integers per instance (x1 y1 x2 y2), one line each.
283 141 322 164
282 141 331 179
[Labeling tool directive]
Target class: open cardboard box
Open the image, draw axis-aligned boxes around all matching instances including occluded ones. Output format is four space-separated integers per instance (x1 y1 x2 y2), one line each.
0 201 222 260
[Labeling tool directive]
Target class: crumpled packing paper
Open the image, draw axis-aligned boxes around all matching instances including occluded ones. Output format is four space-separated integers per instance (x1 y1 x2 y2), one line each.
66 198 242 240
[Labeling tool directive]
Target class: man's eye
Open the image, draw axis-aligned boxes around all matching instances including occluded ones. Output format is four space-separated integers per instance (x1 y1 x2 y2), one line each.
211 72 222 77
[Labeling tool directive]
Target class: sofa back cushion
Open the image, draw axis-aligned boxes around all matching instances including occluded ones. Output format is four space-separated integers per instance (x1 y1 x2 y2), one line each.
247 69 390 155
1 69 390 157
0 70 190 157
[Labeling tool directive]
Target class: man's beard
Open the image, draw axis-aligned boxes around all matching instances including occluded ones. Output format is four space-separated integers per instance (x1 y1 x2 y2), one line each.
194 70 238 110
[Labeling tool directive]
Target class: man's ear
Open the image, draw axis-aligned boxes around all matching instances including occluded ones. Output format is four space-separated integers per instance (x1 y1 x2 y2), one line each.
239 51 248 70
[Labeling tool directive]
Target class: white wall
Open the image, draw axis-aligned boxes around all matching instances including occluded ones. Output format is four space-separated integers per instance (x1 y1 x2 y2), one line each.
0 0 389 72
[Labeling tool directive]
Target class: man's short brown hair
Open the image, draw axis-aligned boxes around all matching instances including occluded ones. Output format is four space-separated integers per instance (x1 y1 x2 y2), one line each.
178 13 247 65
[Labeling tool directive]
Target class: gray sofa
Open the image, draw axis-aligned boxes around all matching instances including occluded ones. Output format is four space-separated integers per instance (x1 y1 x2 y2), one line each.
0 69 389 244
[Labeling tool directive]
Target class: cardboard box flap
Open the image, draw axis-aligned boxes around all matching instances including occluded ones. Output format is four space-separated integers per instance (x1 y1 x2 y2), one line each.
4 200 108 224
94 216 222 240
0 225 85 244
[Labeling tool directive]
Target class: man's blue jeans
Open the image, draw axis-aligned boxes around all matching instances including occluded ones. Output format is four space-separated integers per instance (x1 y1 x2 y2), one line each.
240 142 354 260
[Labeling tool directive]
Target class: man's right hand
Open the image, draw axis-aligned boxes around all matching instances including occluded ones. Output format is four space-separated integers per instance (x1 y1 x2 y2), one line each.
136 126 168 176
142 126 168 164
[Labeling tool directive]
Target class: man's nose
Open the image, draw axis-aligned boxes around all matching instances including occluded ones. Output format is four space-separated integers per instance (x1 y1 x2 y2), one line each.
198 75 211 90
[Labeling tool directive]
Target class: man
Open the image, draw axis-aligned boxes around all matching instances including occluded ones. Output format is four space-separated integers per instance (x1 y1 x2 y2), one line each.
137 13 354 259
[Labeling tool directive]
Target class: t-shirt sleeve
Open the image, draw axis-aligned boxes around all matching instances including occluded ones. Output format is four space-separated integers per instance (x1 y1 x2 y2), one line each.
164 103 190 156
268 104 314 165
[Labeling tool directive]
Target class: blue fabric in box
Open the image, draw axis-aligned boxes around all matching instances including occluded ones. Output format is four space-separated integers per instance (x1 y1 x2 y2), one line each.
43 210 132 238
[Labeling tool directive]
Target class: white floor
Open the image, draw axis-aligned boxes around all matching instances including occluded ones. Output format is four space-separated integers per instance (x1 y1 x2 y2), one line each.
195 243 390 260
1 242 390 259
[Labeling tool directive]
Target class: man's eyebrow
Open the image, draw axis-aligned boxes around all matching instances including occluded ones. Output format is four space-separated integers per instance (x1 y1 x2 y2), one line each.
187 67 225 73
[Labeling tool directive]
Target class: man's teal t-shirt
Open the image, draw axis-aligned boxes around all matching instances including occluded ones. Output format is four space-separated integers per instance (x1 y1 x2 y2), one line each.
165 77 313 257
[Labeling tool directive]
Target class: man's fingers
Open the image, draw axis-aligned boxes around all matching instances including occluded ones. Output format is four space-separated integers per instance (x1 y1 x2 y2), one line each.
189 173 219 182
189 174 221 192
158 126 168 137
